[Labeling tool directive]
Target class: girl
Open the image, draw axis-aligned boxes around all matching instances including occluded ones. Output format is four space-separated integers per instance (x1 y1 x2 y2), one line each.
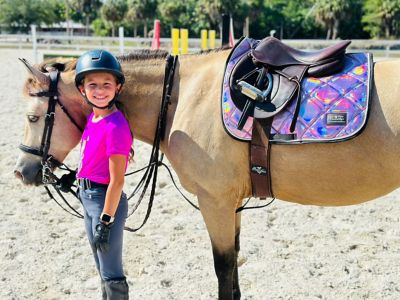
75 49 132 300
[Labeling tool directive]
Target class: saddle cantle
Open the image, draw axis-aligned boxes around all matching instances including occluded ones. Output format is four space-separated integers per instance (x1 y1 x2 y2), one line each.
221 37 372 200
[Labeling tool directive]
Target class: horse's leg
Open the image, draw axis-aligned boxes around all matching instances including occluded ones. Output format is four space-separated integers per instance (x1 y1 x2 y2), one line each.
233 211 241 300
198 193 240 300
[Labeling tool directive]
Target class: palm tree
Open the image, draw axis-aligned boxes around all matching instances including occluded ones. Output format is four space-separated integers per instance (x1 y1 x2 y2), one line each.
363 0 400 38
66 0 102 36
101 0 127 37
313 0 350 39
127 0 157 38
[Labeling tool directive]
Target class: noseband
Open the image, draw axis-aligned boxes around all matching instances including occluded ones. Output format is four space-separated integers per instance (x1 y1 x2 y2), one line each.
19 70 84 184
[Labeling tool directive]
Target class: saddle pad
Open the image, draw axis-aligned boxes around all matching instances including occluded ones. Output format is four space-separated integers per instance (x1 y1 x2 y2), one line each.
221 37 373 144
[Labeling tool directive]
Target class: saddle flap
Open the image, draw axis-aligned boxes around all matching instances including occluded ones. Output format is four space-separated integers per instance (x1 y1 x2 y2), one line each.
254 65 308 119
229 51 308 120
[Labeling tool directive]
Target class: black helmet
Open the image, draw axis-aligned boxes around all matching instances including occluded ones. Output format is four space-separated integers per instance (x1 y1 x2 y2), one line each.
75 49 125 87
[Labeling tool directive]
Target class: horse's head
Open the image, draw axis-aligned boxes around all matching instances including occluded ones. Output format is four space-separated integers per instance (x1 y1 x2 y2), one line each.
14 57 90 185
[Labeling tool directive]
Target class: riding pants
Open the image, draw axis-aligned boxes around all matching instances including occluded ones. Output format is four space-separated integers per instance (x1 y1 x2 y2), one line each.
79 185 128 281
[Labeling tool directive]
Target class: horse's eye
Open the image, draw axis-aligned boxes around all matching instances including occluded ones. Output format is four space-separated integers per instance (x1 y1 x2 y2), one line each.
27 115 39 123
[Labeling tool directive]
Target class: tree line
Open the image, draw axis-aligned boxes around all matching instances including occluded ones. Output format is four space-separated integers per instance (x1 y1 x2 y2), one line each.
1 0 400 40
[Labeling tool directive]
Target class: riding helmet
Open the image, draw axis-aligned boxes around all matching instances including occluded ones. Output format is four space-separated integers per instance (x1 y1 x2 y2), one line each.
75 49 125 87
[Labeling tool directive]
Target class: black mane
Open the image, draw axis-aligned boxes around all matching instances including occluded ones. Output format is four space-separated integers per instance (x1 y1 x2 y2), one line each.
38 47 227 73
117 49 169 61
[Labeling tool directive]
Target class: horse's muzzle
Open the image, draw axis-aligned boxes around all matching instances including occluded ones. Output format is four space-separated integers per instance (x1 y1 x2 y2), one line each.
14 158 43 186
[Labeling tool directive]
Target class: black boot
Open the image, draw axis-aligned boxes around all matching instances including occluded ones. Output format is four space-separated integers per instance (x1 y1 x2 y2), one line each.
104 278 129 300
101 279 107 300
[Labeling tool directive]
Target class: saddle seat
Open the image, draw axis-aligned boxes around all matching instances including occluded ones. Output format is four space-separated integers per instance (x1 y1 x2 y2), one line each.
252 36 351 68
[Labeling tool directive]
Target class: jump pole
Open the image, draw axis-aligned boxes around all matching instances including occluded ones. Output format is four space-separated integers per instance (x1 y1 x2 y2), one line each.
201 29 208 50
209 30 216 49
221 14 230 47
229 16 235 47
119 27 124 54
180 29 189 54
31 24 38 64
151 20 161 50
171 28 180 56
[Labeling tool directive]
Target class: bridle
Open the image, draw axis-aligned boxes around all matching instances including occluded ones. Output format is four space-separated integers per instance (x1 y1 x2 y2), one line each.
19 69 84 184
18 68 85 218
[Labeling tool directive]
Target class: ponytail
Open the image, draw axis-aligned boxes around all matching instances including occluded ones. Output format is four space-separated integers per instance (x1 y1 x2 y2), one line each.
116 100 135 163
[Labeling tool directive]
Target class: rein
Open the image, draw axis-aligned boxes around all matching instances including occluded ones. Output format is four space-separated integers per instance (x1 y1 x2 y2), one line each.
123 54 273 223
124 54 179 232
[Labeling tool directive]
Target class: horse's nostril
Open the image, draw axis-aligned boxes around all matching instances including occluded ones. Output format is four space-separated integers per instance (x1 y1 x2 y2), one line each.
14 170 24 181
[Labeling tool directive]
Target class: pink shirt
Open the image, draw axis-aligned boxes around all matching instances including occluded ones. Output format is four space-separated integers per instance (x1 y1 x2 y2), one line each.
77 110 133 184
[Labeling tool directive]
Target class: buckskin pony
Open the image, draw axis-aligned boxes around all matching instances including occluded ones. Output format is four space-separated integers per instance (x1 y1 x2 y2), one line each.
14 40 400 299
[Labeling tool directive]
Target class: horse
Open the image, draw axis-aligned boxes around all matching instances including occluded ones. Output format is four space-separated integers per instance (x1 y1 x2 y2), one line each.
14 48 400 300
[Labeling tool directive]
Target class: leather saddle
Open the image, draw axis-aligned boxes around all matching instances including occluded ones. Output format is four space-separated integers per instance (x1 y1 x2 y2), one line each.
230 37 351 130
228 37 351 199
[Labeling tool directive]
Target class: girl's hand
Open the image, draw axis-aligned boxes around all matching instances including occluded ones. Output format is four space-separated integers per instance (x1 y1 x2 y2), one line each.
93 222 113 252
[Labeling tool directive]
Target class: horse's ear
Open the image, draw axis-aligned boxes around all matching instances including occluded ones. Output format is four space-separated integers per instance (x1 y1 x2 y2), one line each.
19 58 49 85
46 63 66 72
40 57 76 73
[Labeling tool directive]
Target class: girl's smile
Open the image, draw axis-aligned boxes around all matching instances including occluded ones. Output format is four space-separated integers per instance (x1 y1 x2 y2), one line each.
80 72 122 108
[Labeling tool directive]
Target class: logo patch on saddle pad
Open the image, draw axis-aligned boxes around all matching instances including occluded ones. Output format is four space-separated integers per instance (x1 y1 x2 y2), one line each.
221 37 372 144
326 112 347 126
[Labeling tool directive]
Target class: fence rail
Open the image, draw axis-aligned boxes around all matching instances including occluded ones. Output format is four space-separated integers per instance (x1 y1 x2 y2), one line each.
0 33 164 50
0 30 215 62
1 31 400 62
0 33 210 50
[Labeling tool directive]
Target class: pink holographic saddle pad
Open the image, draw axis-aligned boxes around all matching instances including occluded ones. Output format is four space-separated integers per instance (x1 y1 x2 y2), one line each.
221 37 373 143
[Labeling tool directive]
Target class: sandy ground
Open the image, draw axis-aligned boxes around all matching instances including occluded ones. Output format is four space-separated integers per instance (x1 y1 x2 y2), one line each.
2 48 400 300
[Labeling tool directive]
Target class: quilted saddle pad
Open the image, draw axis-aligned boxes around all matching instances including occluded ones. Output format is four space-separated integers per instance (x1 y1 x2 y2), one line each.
221 37 373 144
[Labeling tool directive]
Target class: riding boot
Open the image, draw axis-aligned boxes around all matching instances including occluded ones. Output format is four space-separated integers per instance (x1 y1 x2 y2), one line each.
101 279 107 300
104 278 129 300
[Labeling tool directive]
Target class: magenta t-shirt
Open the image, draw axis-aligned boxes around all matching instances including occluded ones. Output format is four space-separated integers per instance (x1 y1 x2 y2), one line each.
77 110 133 184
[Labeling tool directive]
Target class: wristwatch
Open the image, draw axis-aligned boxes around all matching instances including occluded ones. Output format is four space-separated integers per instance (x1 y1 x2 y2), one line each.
100 212 115 224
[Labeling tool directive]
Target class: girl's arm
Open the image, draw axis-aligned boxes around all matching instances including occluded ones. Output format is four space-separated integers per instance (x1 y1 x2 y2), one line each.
102 154 127 221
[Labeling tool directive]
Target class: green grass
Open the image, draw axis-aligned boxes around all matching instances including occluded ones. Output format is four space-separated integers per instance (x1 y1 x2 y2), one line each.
43 53 80 59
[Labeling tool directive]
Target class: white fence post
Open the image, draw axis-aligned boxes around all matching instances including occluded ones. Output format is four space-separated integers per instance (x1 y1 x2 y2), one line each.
31 24 38 63
119 27 124 54
386 45 390 57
